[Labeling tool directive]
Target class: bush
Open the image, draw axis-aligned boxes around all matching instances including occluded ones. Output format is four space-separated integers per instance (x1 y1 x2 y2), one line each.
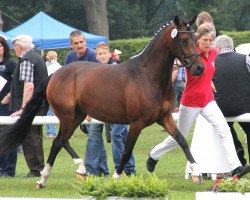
75 174 172 200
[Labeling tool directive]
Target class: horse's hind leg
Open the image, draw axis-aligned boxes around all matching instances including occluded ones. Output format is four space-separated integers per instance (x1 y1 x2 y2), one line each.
36 133 63 189
62 140 86 179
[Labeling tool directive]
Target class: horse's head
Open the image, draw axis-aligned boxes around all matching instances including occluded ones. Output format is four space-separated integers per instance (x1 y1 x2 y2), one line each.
171 16 204 76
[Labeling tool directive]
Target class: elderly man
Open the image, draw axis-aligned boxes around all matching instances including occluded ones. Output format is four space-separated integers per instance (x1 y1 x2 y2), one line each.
213 35 250 165
11 35 48 177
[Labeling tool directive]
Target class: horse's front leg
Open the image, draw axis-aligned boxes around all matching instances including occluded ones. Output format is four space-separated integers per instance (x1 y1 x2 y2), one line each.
162 114 202 184
113 123 143 179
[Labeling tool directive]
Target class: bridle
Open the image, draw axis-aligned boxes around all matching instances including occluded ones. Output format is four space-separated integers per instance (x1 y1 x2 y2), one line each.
175 26 201 69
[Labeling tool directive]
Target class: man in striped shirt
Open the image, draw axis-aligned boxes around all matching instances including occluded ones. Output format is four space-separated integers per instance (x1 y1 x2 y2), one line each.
11 35 48 178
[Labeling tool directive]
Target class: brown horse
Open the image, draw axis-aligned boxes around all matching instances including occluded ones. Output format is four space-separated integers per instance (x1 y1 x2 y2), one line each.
0 16 204 188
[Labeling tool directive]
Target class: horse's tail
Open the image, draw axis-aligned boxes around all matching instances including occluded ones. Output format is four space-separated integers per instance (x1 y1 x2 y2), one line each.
0 76 51 153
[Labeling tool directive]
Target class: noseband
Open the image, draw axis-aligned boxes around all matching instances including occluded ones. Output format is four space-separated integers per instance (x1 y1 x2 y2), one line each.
175 29 200 69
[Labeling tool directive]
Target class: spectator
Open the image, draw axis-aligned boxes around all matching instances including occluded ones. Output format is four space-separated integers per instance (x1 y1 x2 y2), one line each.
196 11 221 37
95 42 136 176
10 35 48 178
212 35 250 165
146 23 250 178
64 30 98 64
45 51 62 139
0 36 17 177
64 30 109 176
172 59 186 112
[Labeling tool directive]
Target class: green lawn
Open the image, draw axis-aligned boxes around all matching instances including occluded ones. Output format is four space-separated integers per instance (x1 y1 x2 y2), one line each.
0 123 248 200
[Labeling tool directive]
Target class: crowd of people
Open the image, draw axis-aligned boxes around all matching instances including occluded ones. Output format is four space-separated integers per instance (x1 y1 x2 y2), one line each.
0 10 249 180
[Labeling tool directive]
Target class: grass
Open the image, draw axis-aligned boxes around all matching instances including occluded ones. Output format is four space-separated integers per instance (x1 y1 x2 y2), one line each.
0 123 248 200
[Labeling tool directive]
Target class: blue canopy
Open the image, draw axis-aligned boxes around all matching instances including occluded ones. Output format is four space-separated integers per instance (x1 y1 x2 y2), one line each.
6 11 108 50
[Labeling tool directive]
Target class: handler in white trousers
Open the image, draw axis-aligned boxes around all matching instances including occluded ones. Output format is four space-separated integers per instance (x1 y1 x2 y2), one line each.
147 22 250 178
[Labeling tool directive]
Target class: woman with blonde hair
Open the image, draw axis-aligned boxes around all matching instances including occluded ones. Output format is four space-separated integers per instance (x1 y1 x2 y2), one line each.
196 11 221 37
45 51 62 138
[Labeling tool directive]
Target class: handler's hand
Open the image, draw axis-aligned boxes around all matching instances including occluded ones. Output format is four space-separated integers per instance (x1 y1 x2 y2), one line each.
85 115 92 122
10 109 23 118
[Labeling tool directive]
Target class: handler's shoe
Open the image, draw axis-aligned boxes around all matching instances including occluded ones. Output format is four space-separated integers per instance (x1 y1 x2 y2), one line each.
146 156 158 172
232 164 250 178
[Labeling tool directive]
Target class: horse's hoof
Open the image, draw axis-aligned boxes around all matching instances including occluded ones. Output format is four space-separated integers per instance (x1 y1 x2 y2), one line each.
76 172 86 181
191 175 203 184
113 171 121 179
35 183 45 189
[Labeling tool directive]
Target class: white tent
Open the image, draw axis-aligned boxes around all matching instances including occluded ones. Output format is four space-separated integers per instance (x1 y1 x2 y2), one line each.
235 43 250 55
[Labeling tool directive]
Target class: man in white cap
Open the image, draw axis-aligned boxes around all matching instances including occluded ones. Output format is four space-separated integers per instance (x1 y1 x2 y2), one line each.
10 35 48 178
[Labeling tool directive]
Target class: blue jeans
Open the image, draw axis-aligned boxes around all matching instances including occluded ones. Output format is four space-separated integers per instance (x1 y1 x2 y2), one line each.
46 107 56 136
111 124 136 174
84 124 109 176
173 81 185 107
0 104 17 177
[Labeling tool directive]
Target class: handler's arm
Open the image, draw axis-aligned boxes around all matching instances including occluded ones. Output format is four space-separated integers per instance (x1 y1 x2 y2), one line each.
21 81 34 108
10 82 34 117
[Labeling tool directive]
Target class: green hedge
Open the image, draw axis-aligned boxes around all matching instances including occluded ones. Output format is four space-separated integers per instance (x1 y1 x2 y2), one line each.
222 31 250 47
109 37 149 62
54 31 250 64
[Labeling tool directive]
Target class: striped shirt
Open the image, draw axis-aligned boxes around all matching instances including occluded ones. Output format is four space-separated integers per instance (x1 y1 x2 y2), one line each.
19 50 34 82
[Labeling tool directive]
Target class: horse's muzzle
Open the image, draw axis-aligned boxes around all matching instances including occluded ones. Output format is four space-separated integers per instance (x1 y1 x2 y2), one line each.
190 65 204 76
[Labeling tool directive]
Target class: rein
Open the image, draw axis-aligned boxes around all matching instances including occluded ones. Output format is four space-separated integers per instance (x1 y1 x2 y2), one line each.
176 30 200 69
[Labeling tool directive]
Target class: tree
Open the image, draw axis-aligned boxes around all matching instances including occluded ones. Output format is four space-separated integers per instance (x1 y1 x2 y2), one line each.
83 0 109 38
0 11 3 31
0 0 249 40
214 0 250 31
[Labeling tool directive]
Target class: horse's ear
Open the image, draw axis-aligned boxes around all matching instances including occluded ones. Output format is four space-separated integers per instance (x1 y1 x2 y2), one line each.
174 16 180 26
188 15 197 26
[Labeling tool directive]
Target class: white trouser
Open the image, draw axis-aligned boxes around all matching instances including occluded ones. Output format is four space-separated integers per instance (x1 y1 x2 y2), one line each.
150 100 241 170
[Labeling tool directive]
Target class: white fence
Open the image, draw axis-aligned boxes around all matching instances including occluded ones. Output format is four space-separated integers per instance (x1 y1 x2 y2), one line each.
0 113 250 125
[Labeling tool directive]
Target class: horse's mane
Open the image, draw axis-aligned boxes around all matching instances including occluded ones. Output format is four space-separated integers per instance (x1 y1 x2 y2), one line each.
130 18 192 59
131 21 172 59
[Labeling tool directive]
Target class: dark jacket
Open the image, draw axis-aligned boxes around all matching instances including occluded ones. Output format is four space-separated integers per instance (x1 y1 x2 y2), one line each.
10 50 48 113
213 52 250 116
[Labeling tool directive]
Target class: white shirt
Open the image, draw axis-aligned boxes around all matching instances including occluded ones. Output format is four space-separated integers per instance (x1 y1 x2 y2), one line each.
46 60 62 76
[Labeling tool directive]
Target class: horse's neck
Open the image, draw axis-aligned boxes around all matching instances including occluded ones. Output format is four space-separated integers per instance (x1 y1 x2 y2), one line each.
131 25 175 85
138 45 174 83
